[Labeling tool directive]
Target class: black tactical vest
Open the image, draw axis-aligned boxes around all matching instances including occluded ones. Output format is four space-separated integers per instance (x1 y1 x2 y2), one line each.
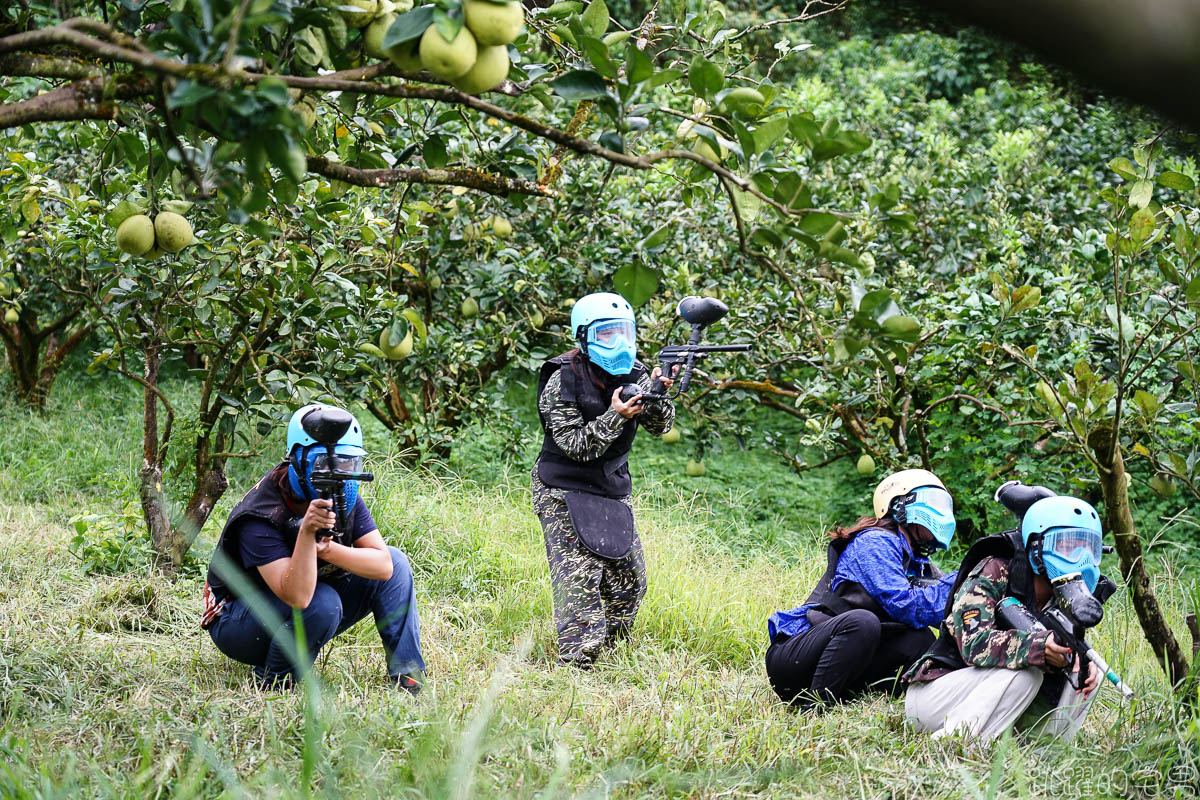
204 463 303 602
536 352 648 498
912 529 1034 674
802 527 919 627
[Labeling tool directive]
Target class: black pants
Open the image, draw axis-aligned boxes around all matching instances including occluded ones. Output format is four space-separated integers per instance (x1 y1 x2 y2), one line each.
765 608 934 710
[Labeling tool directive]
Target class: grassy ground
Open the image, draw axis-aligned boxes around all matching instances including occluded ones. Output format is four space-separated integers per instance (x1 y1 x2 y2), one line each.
3 454 1199 798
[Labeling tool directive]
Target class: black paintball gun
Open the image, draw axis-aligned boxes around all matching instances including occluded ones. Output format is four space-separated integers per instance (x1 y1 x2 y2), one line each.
618 296 752 403
299 406 374 544
993 481 1133 698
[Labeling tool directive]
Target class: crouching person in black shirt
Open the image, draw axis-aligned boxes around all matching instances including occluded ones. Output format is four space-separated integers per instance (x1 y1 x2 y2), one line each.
200 404 424 693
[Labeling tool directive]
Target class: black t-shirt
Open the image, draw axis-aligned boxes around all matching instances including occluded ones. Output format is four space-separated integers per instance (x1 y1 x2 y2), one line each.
237 496 377 586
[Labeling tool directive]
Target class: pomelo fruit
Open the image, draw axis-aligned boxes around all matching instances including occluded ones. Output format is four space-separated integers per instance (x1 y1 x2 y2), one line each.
387 40 425 72
490 214 513 238
364 13 396 59
856 454 876 476
463 0 524 46
461 296 479 318
719 86 765 117
153 212 193 253
685 458 705 477
451 44 510 94
419 24 477 81
662 427 681 444
339 0 378 28
116 214 155 256
3 308 17 324
378 326 414 359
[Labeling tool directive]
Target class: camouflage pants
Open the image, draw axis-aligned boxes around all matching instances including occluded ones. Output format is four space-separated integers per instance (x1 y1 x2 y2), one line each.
532 474 647 668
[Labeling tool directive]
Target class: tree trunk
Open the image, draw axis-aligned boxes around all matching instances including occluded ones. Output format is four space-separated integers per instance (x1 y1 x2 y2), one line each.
177 429 230 563
0 314 90 411
1089 425 1191 686
139 343 178 572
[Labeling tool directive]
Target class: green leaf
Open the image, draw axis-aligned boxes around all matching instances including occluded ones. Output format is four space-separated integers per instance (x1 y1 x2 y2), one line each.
625 43 653 84
854 289 900 326
1129 179 1153 209
382 5 434 49
400 308 427 340
1185 275 1200 305
580 36 617 78
19 198 39 225
646 68 683 88
167 81 218 109
423 135 448 168
105 200 145 228
788 115 820 146
879 315 920 342
267 136 306 183
751 117 788 153
1156 170 1195 191
538 1 583 19
1009 285 1041 313
613 263 658 307
1133 389 1161 419
797 212 838 236
688 54 723 99
1129 207 1156 245
161 200 194 215
1177 361 1197 383
1108 157 1139 180
432 7 463 40
579 0 608 37
637 224 670 251
550 70 609 102
1104 303 1135 341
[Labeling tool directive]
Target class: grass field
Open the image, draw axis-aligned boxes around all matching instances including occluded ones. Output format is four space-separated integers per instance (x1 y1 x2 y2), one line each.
3 444 1199 798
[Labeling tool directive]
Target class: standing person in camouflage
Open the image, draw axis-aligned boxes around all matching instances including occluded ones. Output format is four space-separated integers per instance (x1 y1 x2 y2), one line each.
532 292 675 669
905 495 1107 741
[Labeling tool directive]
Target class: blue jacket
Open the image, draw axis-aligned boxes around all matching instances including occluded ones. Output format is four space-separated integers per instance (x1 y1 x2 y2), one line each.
768 529 957 640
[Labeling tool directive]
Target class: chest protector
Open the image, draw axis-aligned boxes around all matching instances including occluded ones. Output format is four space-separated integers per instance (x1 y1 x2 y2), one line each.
205 463 303 602
914 529 1035 674
536 352 648 498
803 527 920 627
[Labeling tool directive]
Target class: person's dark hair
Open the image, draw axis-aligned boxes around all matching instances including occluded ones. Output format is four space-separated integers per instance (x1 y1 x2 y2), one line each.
829 515 901 540
568 348 609 391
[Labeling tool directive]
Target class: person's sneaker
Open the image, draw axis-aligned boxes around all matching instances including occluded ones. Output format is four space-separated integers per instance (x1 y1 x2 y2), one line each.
394 672 423 695
253 671 295 692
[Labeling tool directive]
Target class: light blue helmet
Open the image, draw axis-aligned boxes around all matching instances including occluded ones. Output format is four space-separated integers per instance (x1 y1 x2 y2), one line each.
286 404 367 508
570 292 637 376
1021 496 1103 591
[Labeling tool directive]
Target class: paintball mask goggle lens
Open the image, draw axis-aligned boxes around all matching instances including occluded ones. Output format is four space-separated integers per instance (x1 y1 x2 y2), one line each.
905 487 957 550
312 452 364 473
1043 526 1102 591
585 319 637 376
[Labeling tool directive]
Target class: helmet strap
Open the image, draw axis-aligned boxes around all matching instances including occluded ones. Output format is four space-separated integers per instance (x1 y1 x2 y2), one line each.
576 323 590 356
290 444 314 501
889 494 911 525
1027 532 1046 575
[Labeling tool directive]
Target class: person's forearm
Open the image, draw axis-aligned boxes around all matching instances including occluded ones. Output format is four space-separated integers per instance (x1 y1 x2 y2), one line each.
279 535 319 608
323 543 394 580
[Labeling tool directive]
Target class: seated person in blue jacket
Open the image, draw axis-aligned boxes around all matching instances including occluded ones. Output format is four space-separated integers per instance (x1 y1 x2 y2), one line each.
200 404 424 692
765 469 959 710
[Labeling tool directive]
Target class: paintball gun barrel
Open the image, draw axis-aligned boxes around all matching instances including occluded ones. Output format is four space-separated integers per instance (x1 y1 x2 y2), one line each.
619 296 752 403
997 594 1134 698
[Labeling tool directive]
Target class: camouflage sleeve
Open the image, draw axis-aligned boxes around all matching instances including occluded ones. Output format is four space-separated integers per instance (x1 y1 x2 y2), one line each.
950 555 1050 670
633 369 675 436
538 369 629 461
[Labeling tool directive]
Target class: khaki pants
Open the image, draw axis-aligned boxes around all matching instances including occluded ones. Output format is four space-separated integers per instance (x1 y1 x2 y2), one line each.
905 667 1095 742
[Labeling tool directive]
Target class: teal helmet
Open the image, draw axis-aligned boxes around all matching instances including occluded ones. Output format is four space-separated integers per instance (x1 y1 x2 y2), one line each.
1021 496 1103 591
570 292 637 376
286 404 367 507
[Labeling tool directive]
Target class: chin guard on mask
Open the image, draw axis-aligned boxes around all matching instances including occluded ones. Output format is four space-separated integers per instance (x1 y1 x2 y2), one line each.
891 485 956 554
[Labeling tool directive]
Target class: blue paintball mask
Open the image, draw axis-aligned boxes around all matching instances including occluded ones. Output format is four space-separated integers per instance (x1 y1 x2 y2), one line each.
288 443 367 509
582 318 637 376
1042 526 1102 592
895 486 956 552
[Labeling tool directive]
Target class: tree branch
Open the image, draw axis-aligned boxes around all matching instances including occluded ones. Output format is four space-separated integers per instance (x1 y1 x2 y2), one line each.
306 156 555 197
0 73 151 126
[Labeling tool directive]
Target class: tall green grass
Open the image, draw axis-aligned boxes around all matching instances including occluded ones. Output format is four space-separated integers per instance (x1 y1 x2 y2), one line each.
2 462 1199 798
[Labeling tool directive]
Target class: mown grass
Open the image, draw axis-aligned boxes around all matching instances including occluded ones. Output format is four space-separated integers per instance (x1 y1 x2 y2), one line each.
3 457 1200 799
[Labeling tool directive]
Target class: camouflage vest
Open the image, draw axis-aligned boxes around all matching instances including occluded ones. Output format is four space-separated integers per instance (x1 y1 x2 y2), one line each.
916 529 1035 673
204 462 303 602
536 352 648 498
